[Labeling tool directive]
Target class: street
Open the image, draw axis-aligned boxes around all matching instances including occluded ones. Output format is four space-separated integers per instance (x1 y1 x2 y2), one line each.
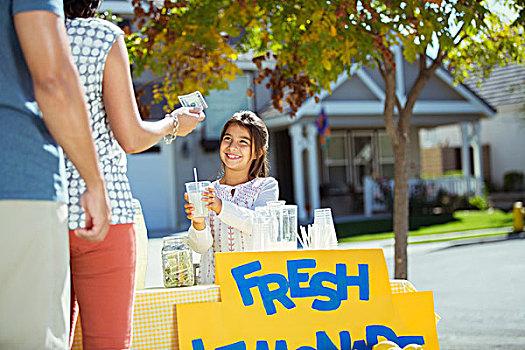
345 235 525 349
408 238 525 349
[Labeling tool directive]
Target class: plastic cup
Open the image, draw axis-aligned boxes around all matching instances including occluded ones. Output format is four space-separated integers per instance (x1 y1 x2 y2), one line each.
313 208 338 249
266 200 286 206
282 205 298 249
314 208 333 225
250 215 274 251
185 181 211 218
266 201 284 246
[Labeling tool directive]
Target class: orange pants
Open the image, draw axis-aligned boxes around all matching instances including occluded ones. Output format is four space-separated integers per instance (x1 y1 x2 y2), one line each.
69 223 136 349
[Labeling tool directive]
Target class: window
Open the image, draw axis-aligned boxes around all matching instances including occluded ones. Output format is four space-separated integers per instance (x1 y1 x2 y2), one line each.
321 130 395 193
323 132 349 190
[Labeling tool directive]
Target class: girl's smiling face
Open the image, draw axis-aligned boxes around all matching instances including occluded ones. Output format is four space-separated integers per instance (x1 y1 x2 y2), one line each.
220 124 257 174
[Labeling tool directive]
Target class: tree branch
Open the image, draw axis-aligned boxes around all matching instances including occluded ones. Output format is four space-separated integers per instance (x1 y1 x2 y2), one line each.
382 59 399 147
403 51 444 128
419 53 427 72
395 94 403 114
374 57 386 79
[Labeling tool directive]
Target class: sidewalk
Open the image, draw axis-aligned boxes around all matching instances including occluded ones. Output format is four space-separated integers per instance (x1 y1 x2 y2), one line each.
340 226 516 248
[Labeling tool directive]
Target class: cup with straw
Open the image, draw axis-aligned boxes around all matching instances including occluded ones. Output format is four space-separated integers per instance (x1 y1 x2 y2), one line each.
185 168 211 218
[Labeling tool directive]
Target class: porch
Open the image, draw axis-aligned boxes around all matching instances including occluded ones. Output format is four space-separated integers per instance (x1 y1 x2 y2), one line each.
363 176 484 217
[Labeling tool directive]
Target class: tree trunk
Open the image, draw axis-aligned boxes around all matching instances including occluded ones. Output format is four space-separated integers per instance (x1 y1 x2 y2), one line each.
393 134 409 279
381 53 440 279
378 56 409 279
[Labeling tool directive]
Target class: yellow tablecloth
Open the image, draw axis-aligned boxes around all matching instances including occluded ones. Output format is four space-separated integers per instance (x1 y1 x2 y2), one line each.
72 285 220 350
72 280 437 349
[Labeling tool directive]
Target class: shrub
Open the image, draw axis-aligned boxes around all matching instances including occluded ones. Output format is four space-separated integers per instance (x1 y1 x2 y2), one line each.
375 178 394 213
503 171 524 191
409 181 433 215
469 196 489 210
374 179 482 215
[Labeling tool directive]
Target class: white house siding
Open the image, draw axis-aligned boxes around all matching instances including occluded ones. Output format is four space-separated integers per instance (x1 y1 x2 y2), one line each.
427 105 525 187
481 105 525 187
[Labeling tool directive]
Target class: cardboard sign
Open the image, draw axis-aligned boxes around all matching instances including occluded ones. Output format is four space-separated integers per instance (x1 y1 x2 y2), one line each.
177 249 439 350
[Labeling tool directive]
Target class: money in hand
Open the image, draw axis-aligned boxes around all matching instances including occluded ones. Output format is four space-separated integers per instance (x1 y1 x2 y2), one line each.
178 91 208 110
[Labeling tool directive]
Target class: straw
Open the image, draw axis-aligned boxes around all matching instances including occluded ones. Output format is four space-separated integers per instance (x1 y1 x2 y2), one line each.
296 230 305 249
298 226 307 249
307 225 313 248
193 168 198 183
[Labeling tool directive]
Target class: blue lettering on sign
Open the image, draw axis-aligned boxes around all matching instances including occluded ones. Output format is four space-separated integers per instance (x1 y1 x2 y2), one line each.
191 325 424 350
230 259 369 315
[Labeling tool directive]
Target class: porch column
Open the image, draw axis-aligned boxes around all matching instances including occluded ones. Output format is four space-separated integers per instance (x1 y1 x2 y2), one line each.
305 123 320 217
472 121 483 195
289 124 308 222
460 122 471 179
472 122 483 180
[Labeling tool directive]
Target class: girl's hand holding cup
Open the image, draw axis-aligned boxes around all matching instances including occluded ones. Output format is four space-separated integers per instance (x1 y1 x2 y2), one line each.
184 192 205 230
202 187 222 215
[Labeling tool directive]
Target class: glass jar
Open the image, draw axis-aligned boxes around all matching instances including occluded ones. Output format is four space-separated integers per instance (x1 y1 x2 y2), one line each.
161 234 194 288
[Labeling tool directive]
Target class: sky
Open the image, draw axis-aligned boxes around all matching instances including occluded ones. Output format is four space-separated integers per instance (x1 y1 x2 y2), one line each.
426 0 519 58
486 0 519 23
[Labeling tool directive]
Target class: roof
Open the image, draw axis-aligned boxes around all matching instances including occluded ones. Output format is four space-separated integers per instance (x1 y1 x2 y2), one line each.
259 59 497 129
465 64 525 108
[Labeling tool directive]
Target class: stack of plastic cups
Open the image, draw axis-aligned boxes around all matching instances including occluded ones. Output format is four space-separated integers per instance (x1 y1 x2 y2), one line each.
252 206 274 251
266 200 285 250
313 208 338 249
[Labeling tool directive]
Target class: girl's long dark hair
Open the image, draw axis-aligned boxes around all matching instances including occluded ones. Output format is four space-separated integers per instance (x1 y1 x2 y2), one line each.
219 111 269 180
63 0 101 19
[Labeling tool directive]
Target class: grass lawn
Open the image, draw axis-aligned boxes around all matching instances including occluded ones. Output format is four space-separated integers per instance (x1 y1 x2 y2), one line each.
337 209 513 243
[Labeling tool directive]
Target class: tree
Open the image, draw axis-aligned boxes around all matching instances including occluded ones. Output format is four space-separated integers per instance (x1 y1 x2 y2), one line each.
129 0 524 279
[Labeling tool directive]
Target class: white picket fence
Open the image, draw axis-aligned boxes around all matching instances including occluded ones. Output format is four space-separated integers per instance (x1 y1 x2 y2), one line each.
363 176 483 217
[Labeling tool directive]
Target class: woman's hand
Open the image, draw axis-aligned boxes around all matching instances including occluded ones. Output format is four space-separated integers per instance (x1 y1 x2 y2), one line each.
172 107 205 137
202 187 222 215
184 192 205 230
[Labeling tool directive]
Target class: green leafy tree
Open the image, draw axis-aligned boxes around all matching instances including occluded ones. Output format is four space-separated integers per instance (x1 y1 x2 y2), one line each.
129 0 524 279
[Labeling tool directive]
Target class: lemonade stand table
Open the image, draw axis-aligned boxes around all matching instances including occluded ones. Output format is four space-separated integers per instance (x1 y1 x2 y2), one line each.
71 280 434 350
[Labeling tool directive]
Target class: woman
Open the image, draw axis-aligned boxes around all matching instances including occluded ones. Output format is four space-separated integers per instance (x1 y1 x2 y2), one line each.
63 1 204 348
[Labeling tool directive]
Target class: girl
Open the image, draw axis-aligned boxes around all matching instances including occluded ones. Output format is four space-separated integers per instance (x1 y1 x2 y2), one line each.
185 111 279 284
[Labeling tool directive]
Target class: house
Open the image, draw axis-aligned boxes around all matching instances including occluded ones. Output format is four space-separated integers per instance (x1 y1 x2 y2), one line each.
101 2 496 233
420 64 525 191
259 48 495 221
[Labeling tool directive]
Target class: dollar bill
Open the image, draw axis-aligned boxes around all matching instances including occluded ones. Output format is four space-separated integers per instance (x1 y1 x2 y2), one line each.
178 91 208 110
